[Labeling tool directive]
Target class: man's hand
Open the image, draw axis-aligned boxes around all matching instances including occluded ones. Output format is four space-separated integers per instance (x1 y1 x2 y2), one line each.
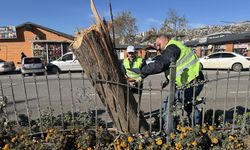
128 68 141 74
161 79 169 89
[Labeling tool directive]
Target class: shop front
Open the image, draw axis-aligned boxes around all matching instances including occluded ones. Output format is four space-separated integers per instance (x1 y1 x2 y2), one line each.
32 41 70 64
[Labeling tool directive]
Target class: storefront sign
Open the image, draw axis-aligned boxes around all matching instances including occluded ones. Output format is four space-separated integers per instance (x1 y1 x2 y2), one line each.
233 43 248 49
0 26 17 39
199 38 207 44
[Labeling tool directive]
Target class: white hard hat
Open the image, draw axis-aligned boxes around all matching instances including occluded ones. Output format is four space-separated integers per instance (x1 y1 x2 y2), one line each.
126 45 136 53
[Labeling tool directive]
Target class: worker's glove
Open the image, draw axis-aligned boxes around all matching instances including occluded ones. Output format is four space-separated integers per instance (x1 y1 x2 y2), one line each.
161 79 169 89
128 68 141 74
129 81 137 87
135 77 142 83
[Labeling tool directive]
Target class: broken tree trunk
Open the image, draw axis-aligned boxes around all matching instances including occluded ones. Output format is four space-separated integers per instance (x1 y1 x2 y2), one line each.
70 0 149 133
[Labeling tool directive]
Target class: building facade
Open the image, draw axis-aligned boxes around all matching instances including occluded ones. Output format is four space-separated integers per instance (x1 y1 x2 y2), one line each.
185 32 250 57
0 22 74 67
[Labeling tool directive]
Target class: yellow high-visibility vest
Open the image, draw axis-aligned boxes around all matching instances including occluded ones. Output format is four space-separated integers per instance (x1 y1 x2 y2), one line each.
123 57 143 79
165 40 200 86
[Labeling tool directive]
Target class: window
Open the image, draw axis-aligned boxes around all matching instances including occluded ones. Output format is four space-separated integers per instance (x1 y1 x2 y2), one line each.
221 53 236 58
208 53 221 58
62 54 73 61
24 58 42 64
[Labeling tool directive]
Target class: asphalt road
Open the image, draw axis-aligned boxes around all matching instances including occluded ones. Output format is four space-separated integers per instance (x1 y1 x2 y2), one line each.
0 70 249 122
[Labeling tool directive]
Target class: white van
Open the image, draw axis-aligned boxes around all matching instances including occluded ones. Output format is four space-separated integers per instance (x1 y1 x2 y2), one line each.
47 52 83 74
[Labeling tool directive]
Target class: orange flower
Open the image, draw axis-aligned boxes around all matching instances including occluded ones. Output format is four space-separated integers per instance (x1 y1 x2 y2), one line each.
120 141 127 148
2 144 10 150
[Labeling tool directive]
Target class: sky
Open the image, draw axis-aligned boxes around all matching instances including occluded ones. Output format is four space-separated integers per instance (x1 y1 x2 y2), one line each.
1 0 250 35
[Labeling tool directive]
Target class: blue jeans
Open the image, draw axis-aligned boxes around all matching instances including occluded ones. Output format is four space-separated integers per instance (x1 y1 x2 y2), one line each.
163 83 204 130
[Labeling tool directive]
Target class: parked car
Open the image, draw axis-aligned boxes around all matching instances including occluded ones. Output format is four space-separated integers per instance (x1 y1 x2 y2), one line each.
21 57 45 76
199 52 250 71
46 52 83 74
0 59 16 74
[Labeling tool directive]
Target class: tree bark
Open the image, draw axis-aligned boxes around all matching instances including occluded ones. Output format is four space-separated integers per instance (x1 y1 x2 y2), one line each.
70 0 149 133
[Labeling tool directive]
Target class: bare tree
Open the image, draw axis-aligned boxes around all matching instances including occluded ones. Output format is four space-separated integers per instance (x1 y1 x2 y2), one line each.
141 27 158 44
160 9 188 39
113 11 138 44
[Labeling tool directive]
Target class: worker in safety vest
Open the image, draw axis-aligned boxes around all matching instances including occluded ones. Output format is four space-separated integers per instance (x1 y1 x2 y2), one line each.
129 34 204 127
123 45 144 96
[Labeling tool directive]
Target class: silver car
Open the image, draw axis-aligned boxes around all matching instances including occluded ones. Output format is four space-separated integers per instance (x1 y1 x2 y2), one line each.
21 57 45 76
0 59 16 74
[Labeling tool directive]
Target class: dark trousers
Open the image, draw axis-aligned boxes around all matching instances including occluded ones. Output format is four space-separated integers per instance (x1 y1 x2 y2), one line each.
163 71 205 129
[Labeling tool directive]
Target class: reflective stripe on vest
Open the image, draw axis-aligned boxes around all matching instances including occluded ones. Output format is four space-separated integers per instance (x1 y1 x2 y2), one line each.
176 57 199 77
165 40 200 86
123 57 143 79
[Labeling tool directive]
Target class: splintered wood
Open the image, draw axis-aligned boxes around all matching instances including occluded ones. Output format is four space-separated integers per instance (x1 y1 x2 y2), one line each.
70 0 148 133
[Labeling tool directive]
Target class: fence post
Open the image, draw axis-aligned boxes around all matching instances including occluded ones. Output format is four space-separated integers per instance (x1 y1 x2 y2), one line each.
9 76 19 125
166 58 176 134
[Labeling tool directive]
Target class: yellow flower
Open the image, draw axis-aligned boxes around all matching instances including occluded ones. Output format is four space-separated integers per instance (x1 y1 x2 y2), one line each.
156 138 162 145
87 147 92 150
181 127 186 133
11 136 17 143
162 144 169 149
20 135 25 140
128 136 134 143
2 144 10 150
120 141 127 148
209 126 214 131
192 141 198 147
228 135 234 142
49 128 55 133
170 132 175 139
175 142 183 150
183 132 188 137
212 138 219 144
180 133 184 139
177 124 182 131
187 126 192 131
138 143 143 150
45 135 50 143
201 128 207 134
77 143 81 148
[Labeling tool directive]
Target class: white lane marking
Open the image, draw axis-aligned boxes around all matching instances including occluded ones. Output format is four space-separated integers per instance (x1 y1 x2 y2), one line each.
2 83 17 86
25 82 45 85
87 92 158 96
230 91 250 94
142 92 157 95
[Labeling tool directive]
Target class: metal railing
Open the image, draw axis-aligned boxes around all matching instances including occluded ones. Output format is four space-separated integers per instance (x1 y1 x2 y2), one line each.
0 65 250 136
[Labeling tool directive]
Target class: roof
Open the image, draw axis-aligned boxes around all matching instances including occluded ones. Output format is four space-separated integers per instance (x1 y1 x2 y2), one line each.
16 22 74 40
115 44 155 50
185 32 250 46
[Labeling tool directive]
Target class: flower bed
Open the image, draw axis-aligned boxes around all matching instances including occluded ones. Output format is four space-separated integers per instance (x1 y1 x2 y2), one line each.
0 124 249 150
